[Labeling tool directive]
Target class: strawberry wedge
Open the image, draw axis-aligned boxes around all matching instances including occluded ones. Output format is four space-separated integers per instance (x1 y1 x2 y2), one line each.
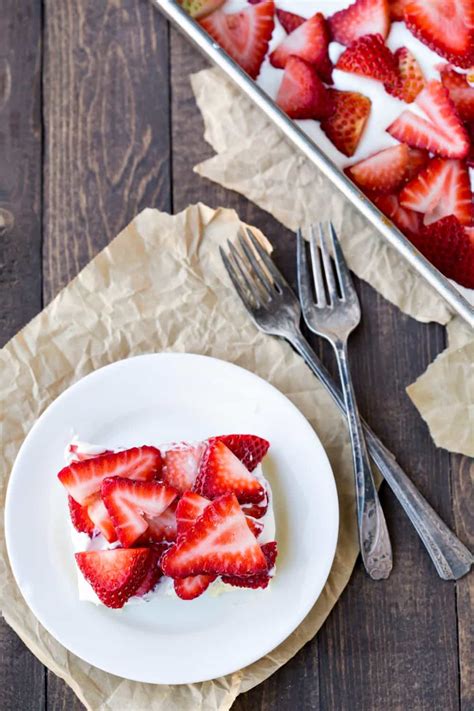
196 440 266 503
276 56 333 121
329 0 390 45
58 445 162 506
347 144 410 193
222 541 278 589
210 434 269 472
163 442 205 493
101 477 178 547
270 13 333 84
320 89 371 157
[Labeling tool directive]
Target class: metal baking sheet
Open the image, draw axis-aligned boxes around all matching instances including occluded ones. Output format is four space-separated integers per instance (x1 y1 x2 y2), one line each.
151 0 474 327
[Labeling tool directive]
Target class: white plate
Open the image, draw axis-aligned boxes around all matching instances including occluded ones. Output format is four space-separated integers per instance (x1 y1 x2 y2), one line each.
5 353 339 685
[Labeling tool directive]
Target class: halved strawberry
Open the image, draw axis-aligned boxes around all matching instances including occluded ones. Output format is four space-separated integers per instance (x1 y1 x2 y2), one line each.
410 215 474 288
174 574 217 600
163 443 205 494
222 541 278 589
199 1 275 80
347 144 410 193
328 0 390 46
58 446 162 506
276 9 305 35
87 495 117 543
101 477 178 547
133 546 165 597
270 13 333 84
161 493 268 579
404 0 474 69
142 499 178 543
439 65 474 122
196 440 266 503
387 80 470 158
68 495 94 536
373 193 423 235
178 0 224 19
276 56 333 120
336 34 399 85
386 47 425 103
320 89 371 157
389 0 411 20
210 434 270 472
399 158 472 226
75 548 152 609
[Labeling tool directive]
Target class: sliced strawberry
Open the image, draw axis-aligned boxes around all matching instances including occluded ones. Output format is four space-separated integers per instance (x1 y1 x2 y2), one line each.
75 548 152 609
466 121 474 168
210 434 269 472
329 0 390 46
320 89 371 157
336 34 399 86
270 13 333 84
241 495 268 519
163 442 205 494
374 193 423 235
439 65 474 122
68 495 94 536
405 148 430 181
404 0 474 69
347 144 410 193
276 9 305 35
178 0 224 19
389 0 411 20
58 446 162 506
221 541 278 589
67 443 112 462
410 215 474 288
87 495 117 543
276 56 333 121
196 440 266 503
176 491 210 539
387 80 470 158
465 226 474 245
174 574 217 600
133 546 164 597
161 493 268 578
101 477 178 547
199 1 275 80
142 499 178 543
400 158 472 226
386 47 425 103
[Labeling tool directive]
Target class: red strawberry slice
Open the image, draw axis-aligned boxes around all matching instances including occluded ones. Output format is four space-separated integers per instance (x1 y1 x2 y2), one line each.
68 495 94 536
465 226 474 245
404 0 474 69
163 443 205 494
199 1 275 80
387 80 470 158
241 495 269 519
161 493 268 579
439 65 474 122
246 517 264 538
400 158 472 226
404 148 430 181
222 541 278 589
320 89 371 157
101 477 178 547
210 434 270 472
133 546 165 597
176 491 210 539
270 13 333 84
336 34 399 85
174 574 217 600
389 0 411 20
276 9 305 35
87 495 117 543
374 193 423 235
142 499 178 543
347 144 410 193
276 56 333 121
410 215 474 288
386 47 425 103
58 446 162 506
75 548 152 609
329 0 390 46
178 0 224 19
196 440 266 503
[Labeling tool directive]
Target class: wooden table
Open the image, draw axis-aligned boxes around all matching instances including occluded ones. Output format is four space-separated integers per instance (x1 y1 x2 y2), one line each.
1 2 472 709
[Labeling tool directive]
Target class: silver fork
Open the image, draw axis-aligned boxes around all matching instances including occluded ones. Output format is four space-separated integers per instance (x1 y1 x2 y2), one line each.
297 223 392 579
220 227 473 581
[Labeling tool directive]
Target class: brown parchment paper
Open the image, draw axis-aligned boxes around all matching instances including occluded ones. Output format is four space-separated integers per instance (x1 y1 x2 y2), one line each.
190 68 474 457
1 204 359 711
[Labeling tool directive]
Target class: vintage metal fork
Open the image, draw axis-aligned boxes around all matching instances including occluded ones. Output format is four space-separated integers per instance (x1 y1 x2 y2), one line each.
220 227 473 581
297 223 392 579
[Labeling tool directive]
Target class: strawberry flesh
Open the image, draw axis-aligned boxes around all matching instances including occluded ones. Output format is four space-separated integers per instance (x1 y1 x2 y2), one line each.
270 13 333 84
439 64 474 122
133 545 165 597
141 499 178 544
196 440 266 503
276 9 305 35
87 495 117 543
320 89 371 157
163 442 205 493
276 56 333 120
329 0 390 46
174 574 217 600
222 541 278 589
210 433 269 472
176 491 210 539
374 193 422 235
347 144 410 194
68 495 94 536
386 47 425 103
336 34 399 85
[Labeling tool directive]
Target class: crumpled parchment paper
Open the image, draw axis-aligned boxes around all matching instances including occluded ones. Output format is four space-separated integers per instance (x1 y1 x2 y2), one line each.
1 204 361 710
190 68 473 457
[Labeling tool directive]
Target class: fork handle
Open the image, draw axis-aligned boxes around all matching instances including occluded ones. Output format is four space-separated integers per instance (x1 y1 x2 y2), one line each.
334 340 393 579
290 332 473 581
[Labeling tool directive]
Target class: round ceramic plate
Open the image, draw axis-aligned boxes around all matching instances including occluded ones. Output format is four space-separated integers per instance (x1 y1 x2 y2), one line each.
5 353 339 685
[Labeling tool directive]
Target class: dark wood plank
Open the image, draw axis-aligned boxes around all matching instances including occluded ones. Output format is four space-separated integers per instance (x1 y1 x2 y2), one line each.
0 2 46 710
169 31 461 711
42 0 171 303
42 1 171 707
